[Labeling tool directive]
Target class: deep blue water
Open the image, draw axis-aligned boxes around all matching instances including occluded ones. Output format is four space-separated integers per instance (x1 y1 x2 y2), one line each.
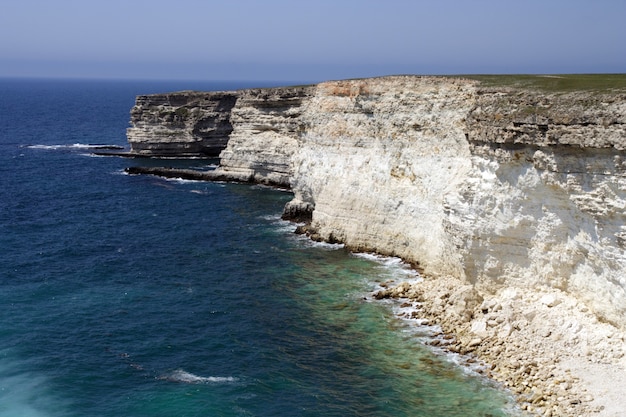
0 78 521 416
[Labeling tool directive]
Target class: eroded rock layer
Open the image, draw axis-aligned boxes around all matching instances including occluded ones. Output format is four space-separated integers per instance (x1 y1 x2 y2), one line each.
127 91 237 156
127 76 626 331
292 77 626 330
213 86 315 186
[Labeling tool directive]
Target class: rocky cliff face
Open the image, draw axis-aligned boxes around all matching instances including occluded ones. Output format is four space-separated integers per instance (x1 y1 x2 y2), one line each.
127 76 626 329
290 77 626 328
127 91 237 157
127 87 313 185
213 86 314 186
457 87 626 327
287 77 477 275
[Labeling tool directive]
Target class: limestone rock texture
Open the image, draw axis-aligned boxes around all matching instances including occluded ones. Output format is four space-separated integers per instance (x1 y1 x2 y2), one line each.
127 76 626 415
127 91 237 157
291 77 626 329
213 86 314 186
452 87 626 329
127 76 626 331
290 77 477 277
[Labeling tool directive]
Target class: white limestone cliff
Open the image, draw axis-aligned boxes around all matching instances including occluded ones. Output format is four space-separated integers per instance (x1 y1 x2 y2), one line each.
288 77 475 274
127 75 626 414
286 76 626 329
212 86 314 186
126 76 626 330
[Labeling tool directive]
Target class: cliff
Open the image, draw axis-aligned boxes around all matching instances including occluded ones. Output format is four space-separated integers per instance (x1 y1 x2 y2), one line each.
457 85 626 329
291 76 626 331
126 76 626 331
127 76 626 414
213 86 315 186
127 91 237 156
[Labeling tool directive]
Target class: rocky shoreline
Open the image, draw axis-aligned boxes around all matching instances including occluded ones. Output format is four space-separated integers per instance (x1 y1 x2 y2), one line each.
125 75 626 417
126 163 626 416
124 166 253 183
374 276 626 417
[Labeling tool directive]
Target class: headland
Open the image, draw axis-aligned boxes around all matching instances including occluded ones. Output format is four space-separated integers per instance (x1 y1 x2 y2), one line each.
124 75 626 416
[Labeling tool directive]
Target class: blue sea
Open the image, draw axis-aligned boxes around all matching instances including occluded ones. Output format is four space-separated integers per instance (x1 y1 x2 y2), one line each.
0 78 522 416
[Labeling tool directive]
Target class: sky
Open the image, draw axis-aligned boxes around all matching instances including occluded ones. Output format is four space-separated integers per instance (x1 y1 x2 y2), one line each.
1 0 625 82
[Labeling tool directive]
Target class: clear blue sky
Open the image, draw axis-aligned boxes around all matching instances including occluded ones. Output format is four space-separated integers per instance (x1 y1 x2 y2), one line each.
1 0 624 82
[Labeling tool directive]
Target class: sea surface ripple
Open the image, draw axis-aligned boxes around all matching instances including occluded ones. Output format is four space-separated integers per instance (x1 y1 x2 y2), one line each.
0 78 522 417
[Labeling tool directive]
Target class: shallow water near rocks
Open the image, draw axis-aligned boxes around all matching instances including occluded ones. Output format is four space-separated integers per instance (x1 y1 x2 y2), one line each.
0 78 522 416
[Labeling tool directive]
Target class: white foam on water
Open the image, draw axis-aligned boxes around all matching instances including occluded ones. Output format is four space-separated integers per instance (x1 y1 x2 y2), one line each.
190 189 209 195
348 254 497 376
0 354 68 417
27 145 52 150
26 143 123 151
164 177 203 184
249 184 291 193
262 215 336 247
302 238 345 250
159 369 238 384
353 252 421 284
26 144 71 150
81 152 107 158
261 215 300 235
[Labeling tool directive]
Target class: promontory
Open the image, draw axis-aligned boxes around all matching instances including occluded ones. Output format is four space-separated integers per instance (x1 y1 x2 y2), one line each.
125 75 626 416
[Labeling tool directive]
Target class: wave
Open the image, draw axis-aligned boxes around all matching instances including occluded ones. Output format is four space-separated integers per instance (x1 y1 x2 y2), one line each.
353 255 494 379
162 177 204 185
261 214 300 236
291 231 345 250
158 369 238 384
25 143 124 151
190 189 209 195
0 353 68 417
353 252 421 281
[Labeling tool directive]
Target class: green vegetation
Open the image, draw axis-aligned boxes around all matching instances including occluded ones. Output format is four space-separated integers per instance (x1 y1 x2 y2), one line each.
460 74 626 92
175 107 190 117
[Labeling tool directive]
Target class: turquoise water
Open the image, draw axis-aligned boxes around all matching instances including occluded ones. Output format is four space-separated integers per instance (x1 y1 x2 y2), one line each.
0 78 521 416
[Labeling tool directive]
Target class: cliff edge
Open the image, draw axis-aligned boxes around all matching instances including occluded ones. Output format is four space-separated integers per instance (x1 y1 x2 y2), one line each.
290 76 626 331
127 91 237 157
127 75 626 329
127 75 626 415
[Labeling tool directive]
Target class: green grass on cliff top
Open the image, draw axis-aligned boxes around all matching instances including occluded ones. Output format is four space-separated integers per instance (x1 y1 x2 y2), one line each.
461 74 626 92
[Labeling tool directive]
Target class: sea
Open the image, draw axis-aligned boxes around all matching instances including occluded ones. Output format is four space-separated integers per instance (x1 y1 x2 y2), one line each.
0 78 523 417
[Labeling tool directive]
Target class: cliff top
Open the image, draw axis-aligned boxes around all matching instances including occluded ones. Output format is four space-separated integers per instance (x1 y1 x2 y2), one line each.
135 74 626 99
463 73 626 93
